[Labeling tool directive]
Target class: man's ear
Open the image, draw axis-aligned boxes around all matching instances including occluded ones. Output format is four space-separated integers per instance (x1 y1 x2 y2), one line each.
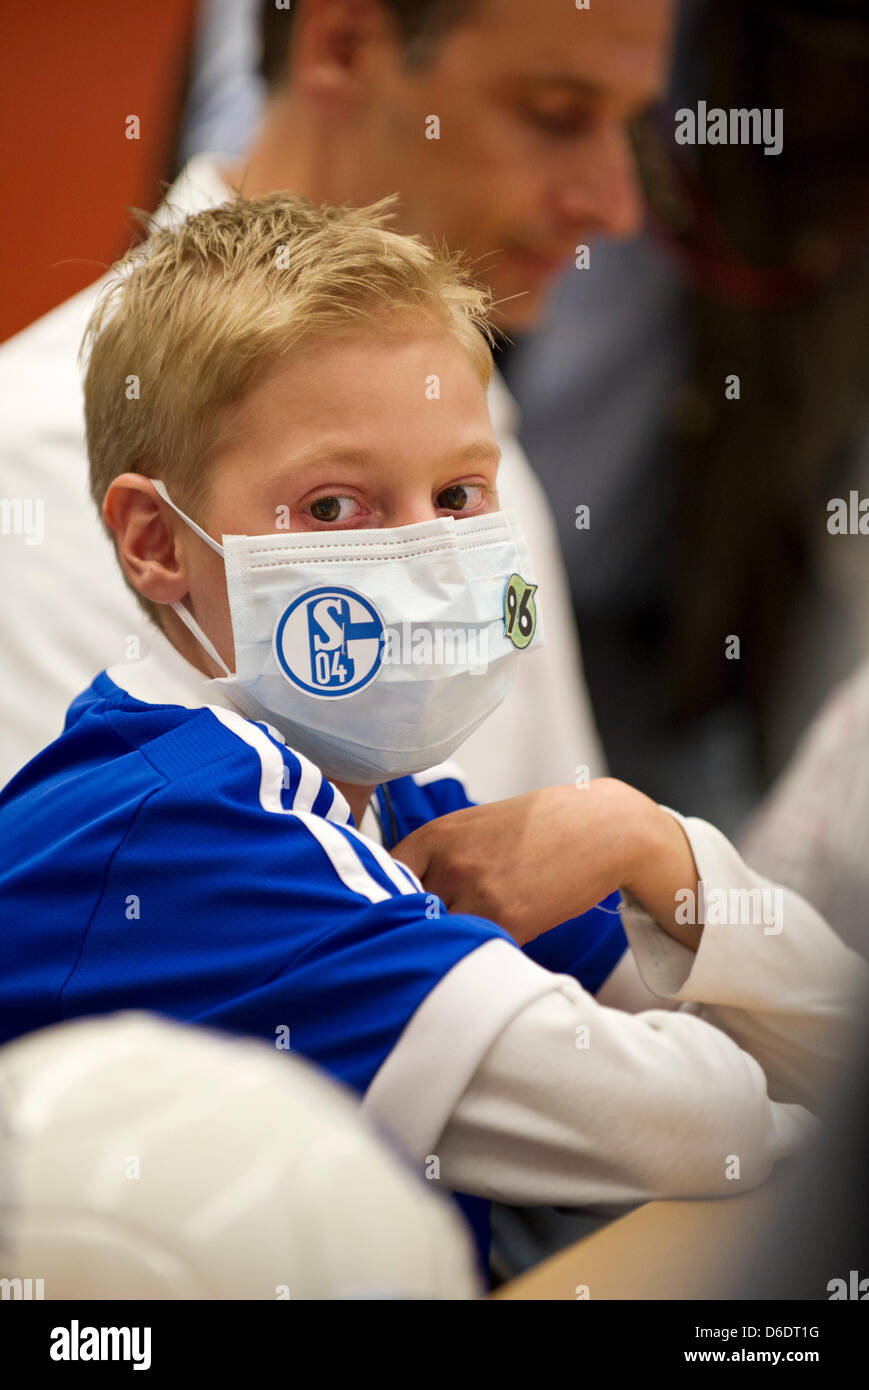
102 474 189 606
291 0 390 108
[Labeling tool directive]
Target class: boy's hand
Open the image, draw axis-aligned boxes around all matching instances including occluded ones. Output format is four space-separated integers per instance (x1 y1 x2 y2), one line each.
392 778 699 947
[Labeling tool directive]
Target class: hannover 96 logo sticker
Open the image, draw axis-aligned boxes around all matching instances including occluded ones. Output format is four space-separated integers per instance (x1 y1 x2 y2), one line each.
503 573 538 650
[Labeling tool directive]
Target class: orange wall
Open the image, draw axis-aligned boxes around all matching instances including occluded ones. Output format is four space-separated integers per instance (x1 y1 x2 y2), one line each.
0 0 199 342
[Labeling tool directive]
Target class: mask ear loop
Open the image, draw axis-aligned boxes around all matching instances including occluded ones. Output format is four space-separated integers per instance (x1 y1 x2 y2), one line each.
170 599 232 676
151 480 224 556
150 479 232 677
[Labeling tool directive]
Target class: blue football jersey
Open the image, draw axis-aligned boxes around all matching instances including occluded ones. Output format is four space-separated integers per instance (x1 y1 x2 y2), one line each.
0 670 627 1273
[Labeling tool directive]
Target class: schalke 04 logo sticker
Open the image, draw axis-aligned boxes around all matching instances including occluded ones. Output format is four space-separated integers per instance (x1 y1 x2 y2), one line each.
503 573 538 649
273 586 385 698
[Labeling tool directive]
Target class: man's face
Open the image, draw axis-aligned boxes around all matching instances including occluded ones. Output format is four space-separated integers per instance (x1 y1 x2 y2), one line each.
181 322 500 673
347 0 674 329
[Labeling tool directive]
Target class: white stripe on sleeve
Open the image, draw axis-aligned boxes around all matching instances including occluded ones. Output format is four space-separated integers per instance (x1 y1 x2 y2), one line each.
206 706 397 905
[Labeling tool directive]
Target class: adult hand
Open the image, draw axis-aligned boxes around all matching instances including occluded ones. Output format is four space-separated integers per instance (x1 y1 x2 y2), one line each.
392 778 694 946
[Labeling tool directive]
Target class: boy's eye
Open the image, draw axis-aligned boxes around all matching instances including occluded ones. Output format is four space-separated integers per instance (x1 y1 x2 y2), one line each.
436 483 480 512
309 495 358 523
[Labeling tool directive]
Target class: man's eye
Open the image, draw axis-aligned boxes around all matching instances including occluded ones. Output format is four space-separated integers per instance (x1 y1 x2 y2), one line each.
309 496 357 523
525 107 591 138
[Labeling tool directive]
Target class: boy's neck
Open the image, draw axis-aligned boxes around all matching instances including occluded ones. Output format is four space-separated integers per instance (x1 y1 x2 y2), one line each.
333 782 378 830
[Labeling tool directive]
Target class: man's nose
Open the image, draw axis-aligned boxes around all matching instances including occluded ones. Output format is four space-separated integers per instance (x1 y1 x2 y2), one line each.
556 123 646 242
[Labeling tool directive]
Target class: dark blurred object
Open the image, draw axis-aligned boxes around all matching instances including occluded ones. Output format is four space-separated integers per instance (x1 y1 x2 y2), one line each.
637 0 869 777
724 1012 869 1300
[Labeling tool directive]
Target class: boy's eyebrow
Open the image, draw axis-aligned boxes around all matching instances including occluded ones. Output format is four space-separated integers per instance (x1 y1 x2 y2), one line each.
286 446 371 472
285 440 502 473
448 440 502 469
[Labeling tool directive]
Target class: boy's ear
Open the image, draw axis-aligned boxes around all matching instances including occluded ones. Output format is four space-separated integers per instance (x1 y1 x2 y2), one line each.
102 474 189 606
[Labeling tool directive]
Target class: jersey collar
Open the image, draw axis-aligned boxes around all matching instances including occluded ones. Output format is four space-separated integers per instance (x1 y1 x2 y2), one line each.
105 628 239 714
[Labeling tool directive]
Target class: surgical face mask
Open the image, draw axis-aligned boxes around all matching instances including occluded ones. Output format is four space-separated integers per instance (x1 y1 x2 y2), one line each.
152 482 544 785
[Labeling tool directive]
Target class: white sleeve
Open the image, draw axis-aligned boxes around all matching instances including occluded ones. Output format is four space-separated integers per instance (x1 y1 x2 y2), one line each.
594 942 682 1014
621 810 869 1108
363 816 867 1210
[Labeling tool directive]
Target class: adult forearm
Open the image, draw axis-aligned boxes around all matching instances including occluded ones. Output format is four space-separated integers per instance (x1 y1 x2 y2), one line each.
617 789 703 951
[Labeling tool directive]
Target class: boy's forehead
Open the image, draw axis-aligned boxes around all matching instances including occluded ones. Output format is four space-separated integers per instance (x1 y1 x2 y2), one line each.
210 326 495 468
230 326 486 409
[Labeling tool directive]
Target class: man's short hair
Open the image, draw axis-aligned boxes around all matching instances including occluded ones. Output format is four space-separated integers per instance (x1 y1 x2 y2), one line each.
82 193 492 623
260 0 479 86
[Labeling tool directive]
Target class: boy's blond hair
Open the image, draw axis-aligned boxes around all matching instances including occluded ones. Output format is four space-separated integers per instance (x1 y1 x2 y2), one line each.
82 192 494 620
